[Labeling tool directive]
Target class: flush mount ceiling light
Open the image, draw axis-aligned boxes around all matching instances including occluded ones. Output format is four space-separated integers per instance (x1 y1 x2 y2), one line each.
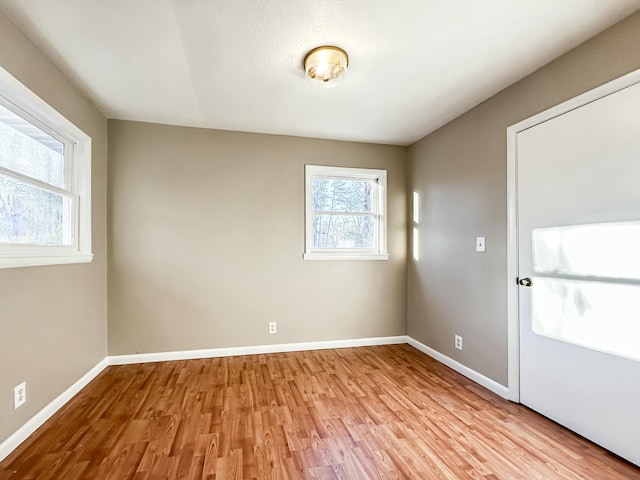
303 46 349 88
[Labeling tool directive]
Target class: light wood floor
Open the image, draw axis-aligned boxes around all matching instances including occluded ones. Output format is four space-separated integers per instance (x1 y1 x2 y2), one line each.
1 344 638 479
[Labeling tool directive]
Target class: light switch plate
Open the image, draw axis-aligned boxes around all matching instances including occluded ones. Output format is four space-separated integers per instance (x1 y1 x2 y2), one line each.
476 237 486 252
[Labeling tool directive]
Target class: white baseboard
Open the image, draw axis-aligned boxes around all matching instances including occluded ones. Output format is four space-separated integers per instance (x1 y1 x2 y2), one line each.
109 335 409 365
407 336 509 399
0 358 109 463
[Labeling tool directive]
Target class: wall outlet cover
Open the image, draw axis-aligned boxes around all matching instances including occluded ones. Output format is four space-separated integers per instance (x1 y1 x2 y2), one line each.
14 382 26 409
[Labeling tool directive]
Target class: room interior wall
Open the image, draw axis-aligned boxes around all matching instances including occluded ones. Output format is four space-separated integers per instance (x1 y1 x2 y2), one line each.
107 121 406 355
3 2 639 455
0 12 108 444
407 10 640 387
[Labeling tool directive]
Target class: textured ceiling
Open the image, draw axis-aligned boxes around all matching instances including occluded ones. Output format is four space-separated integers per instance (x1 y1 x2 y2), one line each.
0 0 639 145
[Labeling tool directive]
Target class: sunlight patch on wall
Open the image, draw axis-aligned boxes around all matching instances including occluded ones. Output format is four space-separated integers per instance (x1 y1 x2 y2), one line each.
412 192 420 261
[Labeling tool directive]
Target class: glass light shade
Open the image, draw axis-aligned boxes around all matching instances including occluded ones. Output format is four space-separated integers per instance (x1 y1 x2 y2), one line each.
304 46 349 88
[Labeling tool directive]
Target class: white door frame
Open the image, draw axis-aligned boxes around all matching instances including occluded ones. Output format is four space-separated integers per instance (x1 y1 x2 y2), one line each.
505 67 640 403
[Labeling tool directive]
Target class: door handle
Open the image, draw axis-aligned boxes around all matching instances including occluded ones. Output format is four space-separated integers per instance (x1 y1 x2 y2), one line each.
518 277 533 287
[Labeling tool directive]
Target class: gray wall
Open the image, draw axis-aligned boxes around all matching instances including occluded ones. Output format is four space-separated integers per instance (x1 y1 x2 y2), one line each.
108 121 406 355
3 2 640 451
407 11 640 387
0 12 108 443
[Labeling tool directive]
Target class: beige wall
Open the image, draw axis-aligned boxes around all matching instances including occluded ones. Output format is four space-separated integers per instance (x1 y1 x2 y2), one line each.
0 13 108 443
108 121 406 355
3 2 638 451
407 11 640 386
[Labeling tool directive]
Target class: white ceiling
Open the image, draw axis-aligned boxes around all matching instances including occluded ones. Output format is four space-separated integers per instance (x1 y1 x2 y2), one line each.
1 1 639 146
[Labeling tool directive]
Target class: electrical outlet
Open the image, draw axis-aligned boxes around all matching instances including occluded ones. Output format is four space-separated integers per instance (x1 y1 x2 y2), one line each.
454 335 463 351
268 322 277 334
14 382 26 409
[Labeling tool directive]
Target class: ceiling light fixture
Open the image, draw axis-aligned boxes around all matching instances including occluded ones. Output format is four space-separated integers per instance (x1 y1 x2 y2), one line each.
303 46 349 88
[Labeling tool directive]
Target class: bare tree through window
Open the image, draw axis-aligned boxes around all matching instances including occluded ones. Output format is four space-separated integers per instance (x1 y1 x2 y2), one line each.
0 104 68 245
305 165 387 260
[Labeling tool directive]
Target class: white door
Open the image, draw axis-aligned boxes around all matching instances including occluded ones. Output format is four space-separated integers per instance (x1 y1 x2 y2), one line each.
516 79 640 466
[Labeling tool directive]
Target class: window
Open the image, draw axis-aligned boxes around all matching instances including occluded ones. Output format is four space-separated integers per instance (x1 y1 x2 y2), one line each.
0 66 92 269
304 165 388 260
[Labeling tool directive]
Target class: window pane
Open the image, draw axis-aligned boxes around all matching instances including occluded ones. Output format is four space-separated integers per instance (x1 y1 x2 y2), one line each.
532 222 640 280
532 277 640 361
312 214 375 249
311 178 374 213
0 175 69 245
0 103 65 188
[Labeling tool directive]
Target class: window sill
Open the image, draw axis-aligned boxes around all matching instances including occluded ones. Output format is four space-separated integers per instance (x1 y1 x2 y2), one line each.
0 253 94 269
303 253 389 261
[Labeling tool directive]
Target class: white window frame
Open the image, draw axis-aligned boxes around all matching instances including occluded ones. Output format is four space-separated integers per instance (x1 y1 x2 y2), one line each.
304 165 388 261
0 66 92 269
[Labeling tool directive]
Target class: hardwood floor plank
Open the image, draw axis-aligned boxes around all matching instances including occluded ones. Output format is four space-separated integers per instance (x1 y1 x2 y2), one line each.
1 345 639 479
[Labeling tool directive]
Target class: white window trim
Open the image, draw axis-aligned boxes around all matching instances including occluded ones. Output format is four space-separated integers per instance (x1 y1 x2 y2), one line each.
304 164 388 261
0 66 92 269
